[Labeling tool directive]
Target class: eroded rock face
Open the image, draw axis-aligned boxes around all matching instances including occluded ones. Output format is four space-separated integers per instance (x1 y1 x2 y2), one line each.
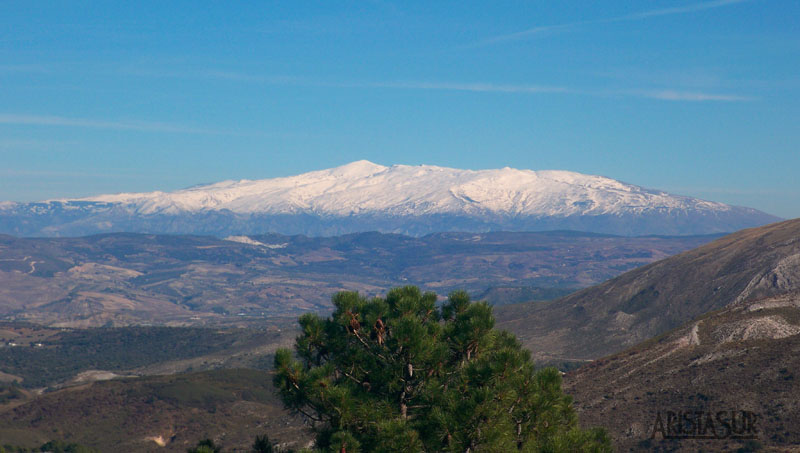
735 253 800 304
712 314 800 343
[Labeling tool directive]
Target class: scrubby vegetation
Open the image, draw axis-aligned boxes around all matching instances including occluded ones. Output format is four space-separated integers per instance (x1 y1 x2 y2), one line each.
0 383 24 404
0 326 244 388
0 440 98 453
0 369 307 451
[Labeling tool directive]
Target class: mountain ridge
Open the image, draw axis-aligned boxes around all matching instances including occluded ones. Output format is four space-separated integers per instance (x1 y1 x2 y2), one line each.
496 218 800 362
0 161 780 237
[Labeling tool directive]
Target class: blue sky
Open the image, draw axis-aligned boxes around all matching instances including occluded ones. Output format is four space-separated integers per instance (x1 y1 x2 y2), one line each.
1 0 798 218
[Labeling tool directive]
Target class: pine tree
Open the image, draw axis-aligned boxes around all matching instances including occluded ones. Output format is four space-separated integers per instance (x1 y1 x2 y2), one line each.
274 286 611 452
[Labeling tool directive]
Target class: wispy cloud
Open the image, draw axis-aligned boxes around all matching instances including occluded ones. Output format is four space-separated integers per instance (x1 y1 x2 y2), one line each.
116 63 755 102
346 80 568 94
121 66 304 86
626 89 756 102
122 68 570 94
367 82 752 102
481 0 751 45
618 0 750 20
0 114 219 134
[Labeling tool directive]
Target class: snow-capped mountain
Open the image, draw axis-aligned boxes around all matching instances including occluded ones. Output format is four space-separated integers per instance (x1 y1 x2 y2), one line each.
0 161 782 237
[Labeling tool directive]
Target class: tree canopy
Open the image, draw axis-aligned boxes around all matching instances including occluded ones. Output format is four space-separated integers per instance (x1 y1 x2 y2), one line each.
273 286 611 452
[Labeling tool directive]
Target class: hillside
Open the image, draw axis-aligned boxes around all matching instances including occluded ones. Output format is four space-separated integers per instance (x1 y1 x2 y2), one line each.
496 218 800 362
0 323 293 389
0 231 713 327
0 323 302 450
0 161 780 237
0 368 309 452
564 292 800 451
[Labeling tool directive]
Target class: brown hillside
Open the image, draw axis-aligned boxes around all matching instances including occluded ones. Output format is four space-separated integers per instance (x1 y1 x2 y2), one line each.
565 292 800 451
0 368 310 452
496 218 800 361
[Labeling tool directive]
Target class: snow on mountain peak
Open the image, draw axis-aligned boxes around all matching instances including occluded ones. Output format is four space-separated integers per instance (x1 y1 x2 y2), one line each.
3 160 780 237
328 159 388 177
69 161 733 218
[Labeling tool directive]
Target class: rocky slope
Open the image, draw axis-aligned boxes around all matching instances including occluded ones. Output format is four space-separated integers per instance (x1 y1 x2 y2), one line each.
496 218 800 361
565 292 800 451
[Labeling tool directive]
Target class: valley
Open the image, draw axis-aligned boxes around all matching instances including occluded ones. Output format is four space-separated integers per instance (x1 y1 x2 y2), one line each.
0 230 714 328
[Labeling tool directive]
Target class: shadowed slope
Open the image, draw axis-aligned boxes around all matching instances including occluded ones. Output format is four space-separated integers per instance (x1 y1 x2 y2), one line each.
496 218 800 361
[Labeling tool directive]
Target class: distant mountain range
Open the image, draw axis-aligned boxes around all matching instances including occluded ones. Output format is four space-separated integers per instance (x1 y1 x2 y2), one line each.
0 161 781 237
